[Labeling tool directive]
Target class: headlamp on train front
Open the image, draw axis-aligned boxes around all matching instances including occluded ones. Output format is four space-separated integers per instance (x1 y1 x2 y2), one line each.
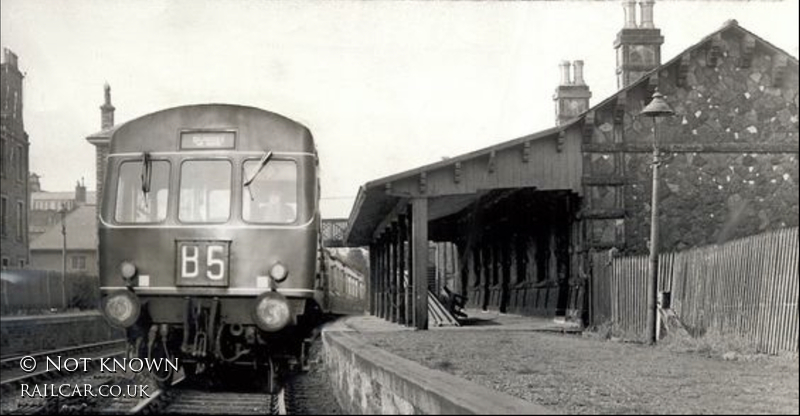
101 290 140 328
269 262 288 282
119 261 137 280
253 292 290 332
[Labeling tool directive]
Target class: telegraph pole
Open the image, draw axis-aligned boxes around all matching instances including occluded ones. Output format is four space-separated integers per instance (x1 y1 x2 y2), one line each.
60 203 67 309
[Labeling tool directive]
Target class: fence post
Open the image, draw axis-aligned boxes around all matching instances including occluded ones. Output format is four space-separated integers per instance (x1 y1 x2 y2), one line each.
45 271 52 310
62 273 67 310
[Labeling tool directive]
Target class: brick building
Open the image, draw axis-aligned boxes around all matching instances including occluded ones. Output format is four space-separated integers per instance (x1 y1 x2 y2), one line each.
345 1 798 326
1 48 30 269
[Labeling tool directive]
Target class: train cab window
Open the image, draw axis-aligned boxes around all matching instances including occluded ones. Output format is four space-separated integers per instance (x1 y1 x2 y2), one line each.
179 160 232 223
242 160 297 224
115 161 170 223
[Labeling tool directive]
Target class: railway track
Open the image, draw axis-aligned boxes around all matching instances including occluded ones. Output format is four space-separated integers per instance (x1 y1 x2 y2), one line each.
0 340 127 390
118 375 286 415
2 337 339 415
0 340 127 373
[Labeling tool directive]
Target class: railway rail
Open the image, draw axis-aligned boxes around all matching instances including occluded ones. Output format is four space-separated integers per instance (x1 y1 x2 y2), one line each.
1 329 340 415
0 340 126 373
0 340 127 390
111 374 288 415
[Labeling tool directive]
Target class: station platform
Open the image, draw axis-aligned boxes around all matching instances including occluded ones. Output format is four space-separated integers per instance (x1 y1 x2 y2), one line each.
322 311 558 415
321 310 579 414
323 310 798 415
335 309 582 333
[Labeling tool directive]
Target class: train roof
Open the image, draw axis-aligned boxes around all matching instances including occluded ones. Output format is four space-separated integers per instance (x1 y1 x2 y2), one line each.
108 104 315 154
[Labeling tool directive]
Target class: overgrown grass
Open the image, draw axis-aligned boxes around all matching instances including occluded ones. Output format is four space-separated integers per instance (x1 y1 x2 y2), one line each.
659 327 785 361
583 321 646 344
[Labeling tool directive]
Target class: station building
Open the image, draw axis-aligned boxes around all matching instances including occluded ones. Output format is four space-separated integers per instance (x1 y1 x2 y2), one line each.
345 2 799 327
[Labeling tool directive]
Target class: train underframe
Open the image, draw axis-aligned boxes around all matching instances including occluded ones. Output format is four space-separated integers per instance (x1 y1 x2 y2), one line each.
124 295 322 390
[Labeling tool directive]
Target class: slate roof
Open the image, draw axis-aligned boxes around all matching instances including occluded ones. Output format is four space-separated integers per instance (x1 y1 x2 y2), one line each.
30 205 97 251
31 191 97 206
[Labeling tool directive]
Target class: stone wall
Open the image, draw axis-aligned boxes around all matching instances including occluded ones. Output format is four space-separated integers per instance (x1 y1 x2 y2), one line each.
322 329 552 414
624 152 798 252
582 25 799 254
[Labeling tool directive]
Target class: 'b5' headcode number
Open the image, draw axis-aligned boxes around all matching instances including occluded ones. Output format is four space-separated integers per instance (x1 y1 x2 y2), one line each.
176 241 230 286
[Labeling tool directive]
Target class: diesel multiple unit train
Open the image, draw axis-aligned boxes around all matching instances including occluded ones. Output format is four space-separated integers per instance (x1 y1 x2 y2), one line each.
97 104 362 386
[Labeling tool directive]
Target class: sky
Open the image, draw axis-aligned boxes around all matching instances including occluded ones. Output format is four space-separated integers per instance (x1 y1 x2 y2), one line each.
2 0 798 218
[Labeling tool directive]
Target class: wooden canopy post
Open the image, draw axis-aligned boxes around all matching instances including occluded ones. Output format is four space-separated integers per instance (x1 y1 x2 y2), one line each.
384 233 391 320
411 198 429 330
380 233 389 320
397 215 407 326
376 235 384 319
369 242 377 315
391 222 399 323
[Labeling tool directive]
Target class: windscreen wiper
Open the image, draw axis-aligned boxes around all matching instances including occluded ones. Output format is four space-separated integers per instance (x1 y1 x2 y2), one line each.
244 151 273 187
140 152 152 207
243 151 273 201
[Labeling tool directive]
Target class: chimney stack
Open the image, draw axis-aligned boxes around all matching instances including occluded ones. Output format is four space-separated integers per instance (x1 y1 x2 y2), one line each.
614 0 663 89
75 178 86 204
100 82 115 130
2 48 18 68
29 173 41 193
554 61 591 126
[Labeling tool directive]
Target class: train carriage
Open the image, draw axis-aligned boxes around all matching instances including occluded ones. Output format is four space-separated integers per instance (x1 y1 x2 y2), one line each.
98 104 323 384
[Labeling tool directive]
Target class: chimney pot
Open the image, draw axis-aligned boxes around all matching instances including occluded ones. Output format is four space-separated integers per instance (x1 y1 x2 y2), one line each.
100 83 115 130
639 0 655 29
623 0 637 28
559 60 572 85
573 60 585 86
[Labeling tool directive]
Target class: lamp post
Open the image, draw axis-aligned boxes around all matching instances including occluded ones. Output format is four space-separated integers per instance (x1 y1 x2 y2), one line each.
640 90 674 345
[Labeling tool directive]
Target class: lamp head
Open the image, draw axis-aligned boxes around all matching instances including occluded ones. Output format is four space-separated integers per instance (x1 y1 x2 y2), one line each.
641 91 675 118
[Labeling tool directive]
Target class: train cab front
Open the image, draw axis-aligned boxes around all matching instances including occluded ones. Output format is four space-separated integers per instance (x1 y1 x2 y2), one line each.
98 237 319 387
96 149 320 383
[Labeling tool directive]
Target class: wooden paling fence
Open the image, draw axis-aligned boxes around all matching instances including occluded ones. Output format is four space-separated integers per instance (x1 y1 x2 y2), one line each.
0 269 100 315
591 227 798 354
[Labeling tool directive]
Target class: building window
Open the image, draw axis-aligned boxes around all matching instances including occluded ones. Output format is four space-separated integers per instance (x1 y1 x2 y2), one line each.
1 257 9 269
1 196 6 236
16 145 24 182
71 255 86 271
7 145 14 179
16 201 24 241
18 259 25 268
0 138 6 177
